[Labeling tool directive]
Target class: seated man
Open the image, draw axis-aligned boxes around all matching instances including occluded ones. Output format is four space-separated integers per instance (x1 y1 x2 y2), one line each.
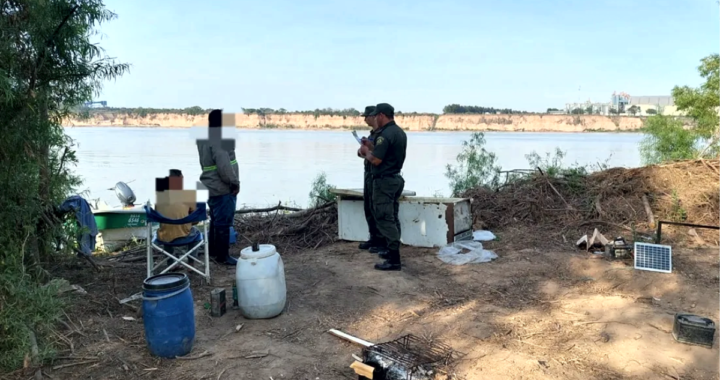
155 169 201 267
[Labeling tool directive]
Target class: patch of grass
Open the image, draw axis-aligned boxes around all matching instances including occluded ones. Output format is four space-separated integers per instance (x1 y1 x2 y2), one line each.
524 148 610 194
0 273 65 370
670 189 687 222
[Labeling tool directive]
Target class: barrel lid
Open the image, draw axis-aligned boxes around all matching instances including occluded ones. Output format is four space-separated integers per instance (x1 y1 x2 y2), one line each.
143 273 189 291
240 244 277 260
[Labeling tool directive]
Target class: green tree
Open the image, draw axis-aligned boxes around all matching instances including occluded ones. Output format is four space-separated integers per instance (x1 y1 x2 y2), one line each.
646 108 658 115
640 54 720 163
639 115 698 164
445 132 501 196
571 108 584 115
628 105 639 116
672 54 719 140
183 106 205 115
585 106 593 114
0 0 128 370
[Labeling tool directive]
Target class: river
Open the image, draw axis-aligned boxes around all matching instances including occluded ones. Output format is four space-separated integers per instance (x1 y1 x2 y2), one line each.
63 127 644 208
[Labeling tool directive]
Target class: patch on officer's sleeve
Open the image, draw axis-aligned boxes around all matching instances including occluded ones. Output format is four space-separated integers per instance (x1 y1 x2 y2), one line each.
376 136 385 145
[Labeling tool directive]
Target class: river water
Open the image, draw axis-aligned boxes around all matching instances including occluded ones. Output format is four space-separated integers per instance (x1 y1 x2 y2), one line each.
63 127 644 208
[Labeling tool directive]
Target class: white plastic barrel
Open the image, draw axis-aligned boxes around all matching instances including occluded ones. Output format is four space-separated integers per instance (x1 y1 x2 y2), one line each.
235 244 287 319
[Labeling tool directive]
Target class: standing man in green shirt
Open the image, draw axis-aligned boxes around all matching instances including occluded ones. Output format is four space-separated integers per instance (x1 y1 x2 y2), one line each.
357 105 384 253
360 103 407 271
196 109 239 266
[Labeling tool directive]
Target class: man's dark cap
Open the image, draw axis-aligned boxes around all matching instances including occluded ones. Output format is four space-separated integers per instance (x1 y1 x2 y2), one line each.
169 169 183 177
360 106 376 117
369 103 394 118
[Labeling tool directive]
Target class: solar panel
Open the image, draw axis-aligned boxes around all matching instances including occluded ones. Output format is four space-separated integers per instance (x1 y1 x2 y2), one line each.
634 242 672 273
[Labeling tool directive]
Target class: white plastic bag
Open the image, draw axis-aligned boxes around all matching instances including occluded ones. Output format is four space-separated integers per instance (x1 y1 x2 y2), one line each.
437 241 498 265
473 230 497 241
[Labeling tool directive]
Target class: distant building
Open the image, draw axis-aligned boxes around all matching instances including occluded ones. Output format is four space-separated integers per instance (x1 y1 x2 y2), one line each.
629 96 674 106
82 101 108 109
611 92 630 113
556 92 682 117
565 101 609 115
627 95 681 116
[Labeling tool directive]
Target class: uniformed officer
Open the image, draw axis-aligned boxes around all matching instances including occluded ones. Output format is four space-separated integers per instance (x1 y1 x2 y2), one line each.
357 106 385 253
360 103 407 271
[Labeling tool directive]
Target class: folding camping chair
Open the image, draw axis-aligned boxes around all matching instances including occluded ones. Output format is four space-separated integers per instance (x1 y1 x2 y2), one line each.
144 201 211 284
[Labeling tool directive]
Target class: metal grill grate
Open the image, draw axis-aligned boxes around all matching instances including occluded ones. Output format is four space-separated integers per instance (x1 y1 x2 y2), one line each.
363 334 454 374
634 242 672 273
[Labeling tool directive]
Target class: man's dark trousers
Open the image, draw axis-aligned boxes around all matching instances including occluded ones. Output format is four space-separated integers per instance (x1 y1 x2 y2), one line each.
372 174 405 263
207 193 237 261
363 172 382 245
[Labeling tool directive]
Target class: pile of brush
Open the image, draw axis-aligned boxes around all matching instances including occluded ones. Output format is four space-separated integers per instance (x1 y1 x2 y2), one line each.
463 160 719 242
232 201 338 254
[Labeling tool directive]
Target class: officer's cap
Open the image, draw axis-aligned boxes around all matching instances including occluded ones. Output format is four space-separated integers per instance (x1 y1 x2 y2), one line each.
368 103 394 118
360 106 376 117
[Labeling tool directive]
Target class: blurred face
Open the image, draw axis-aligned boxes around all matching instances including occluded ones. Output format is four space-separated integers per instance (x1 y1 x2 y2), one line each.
375 113 388 127
364 115 376 129
168 175 183 190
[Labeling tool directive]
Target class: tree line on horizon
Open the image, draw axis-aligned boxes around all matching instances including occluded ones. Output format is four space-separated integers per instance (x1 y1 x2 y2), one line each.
82 105 534 117
441 104 530 114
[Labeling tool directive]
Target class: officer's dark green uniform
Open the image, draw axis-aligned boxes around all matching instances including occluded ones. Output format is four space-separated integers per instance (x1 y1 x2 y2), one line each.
359 106 383 251
368 103 407 270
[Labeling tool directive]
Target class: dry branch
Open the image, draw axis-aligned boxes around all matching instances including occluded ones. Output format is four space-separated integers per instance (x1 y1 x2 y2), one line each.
642 194 655 226
235 201 302 215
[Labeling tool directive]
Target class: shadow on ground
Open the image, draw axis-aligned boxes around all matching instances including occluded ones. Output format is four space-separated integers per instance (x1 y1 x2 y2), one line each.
4 226 718 380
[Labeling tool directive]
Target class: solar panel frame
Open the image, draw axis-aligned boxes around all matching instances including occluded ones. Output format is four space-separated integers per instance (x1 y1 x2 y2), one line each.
634 242 672 273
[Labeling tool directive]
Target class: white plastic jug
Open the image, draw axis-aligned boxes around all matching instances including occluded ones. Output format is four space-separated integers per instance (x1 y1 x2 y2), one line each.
235 244 287 319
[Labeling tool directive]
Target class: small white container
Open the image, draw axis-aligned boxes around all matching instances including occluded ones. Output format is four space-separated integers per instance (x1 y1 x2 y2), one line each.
236 244 287 319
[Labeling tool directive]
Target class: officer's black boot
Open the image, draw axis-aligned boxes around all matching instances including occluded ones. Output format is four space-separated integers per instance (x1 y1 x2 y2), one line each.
369 237 388 254
360 236 384 250
358 240 374 250
375 249 401 271
373 246 389 255
214 228 237 266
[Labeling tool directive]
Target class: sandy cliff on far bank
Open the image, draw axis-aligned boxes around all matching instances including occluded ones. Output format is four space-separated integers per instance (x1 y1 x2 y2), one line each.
63 112 646 132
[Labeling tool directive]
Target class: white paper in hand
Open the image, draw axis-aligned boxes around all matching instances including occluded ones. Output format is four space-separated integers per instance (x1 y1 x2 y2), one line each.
351 130 363 144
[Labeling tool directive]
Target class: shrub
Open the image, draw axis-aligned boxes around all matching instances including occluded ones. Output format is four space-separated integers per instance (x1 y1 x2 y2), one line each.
639 115 698 164
445 132 501 196
308 172 337 207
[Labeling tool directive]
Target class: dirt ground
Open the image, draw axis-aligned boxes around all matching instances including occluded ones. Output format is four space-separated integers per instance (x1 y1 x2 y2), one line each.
6 231 720 380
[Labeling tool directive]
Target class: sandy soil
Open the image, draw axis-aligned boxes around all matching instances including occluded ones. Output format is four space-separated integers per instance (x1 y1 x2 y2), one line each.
9 236 719 380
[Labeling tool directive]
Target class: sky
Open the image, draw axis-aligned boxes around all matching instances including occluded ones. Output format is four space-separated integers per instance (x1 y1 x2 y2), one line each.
97 0 719 113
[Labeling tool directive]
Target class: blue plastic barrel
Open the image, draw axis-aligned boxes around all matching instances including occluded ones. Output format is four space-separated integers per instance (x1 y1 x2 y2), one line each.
142 273 195 358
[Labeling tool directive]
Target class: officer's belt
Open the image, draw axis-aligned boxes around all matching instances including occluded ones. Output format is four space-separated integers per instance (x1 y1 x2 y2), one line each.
202 159 238 172
372 173 401 179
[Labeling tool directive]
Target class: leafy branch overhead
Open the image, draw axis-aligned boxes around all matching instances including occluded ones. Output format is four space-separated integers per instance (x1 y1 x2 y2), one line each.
671 54 719 140
640 54 720 164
